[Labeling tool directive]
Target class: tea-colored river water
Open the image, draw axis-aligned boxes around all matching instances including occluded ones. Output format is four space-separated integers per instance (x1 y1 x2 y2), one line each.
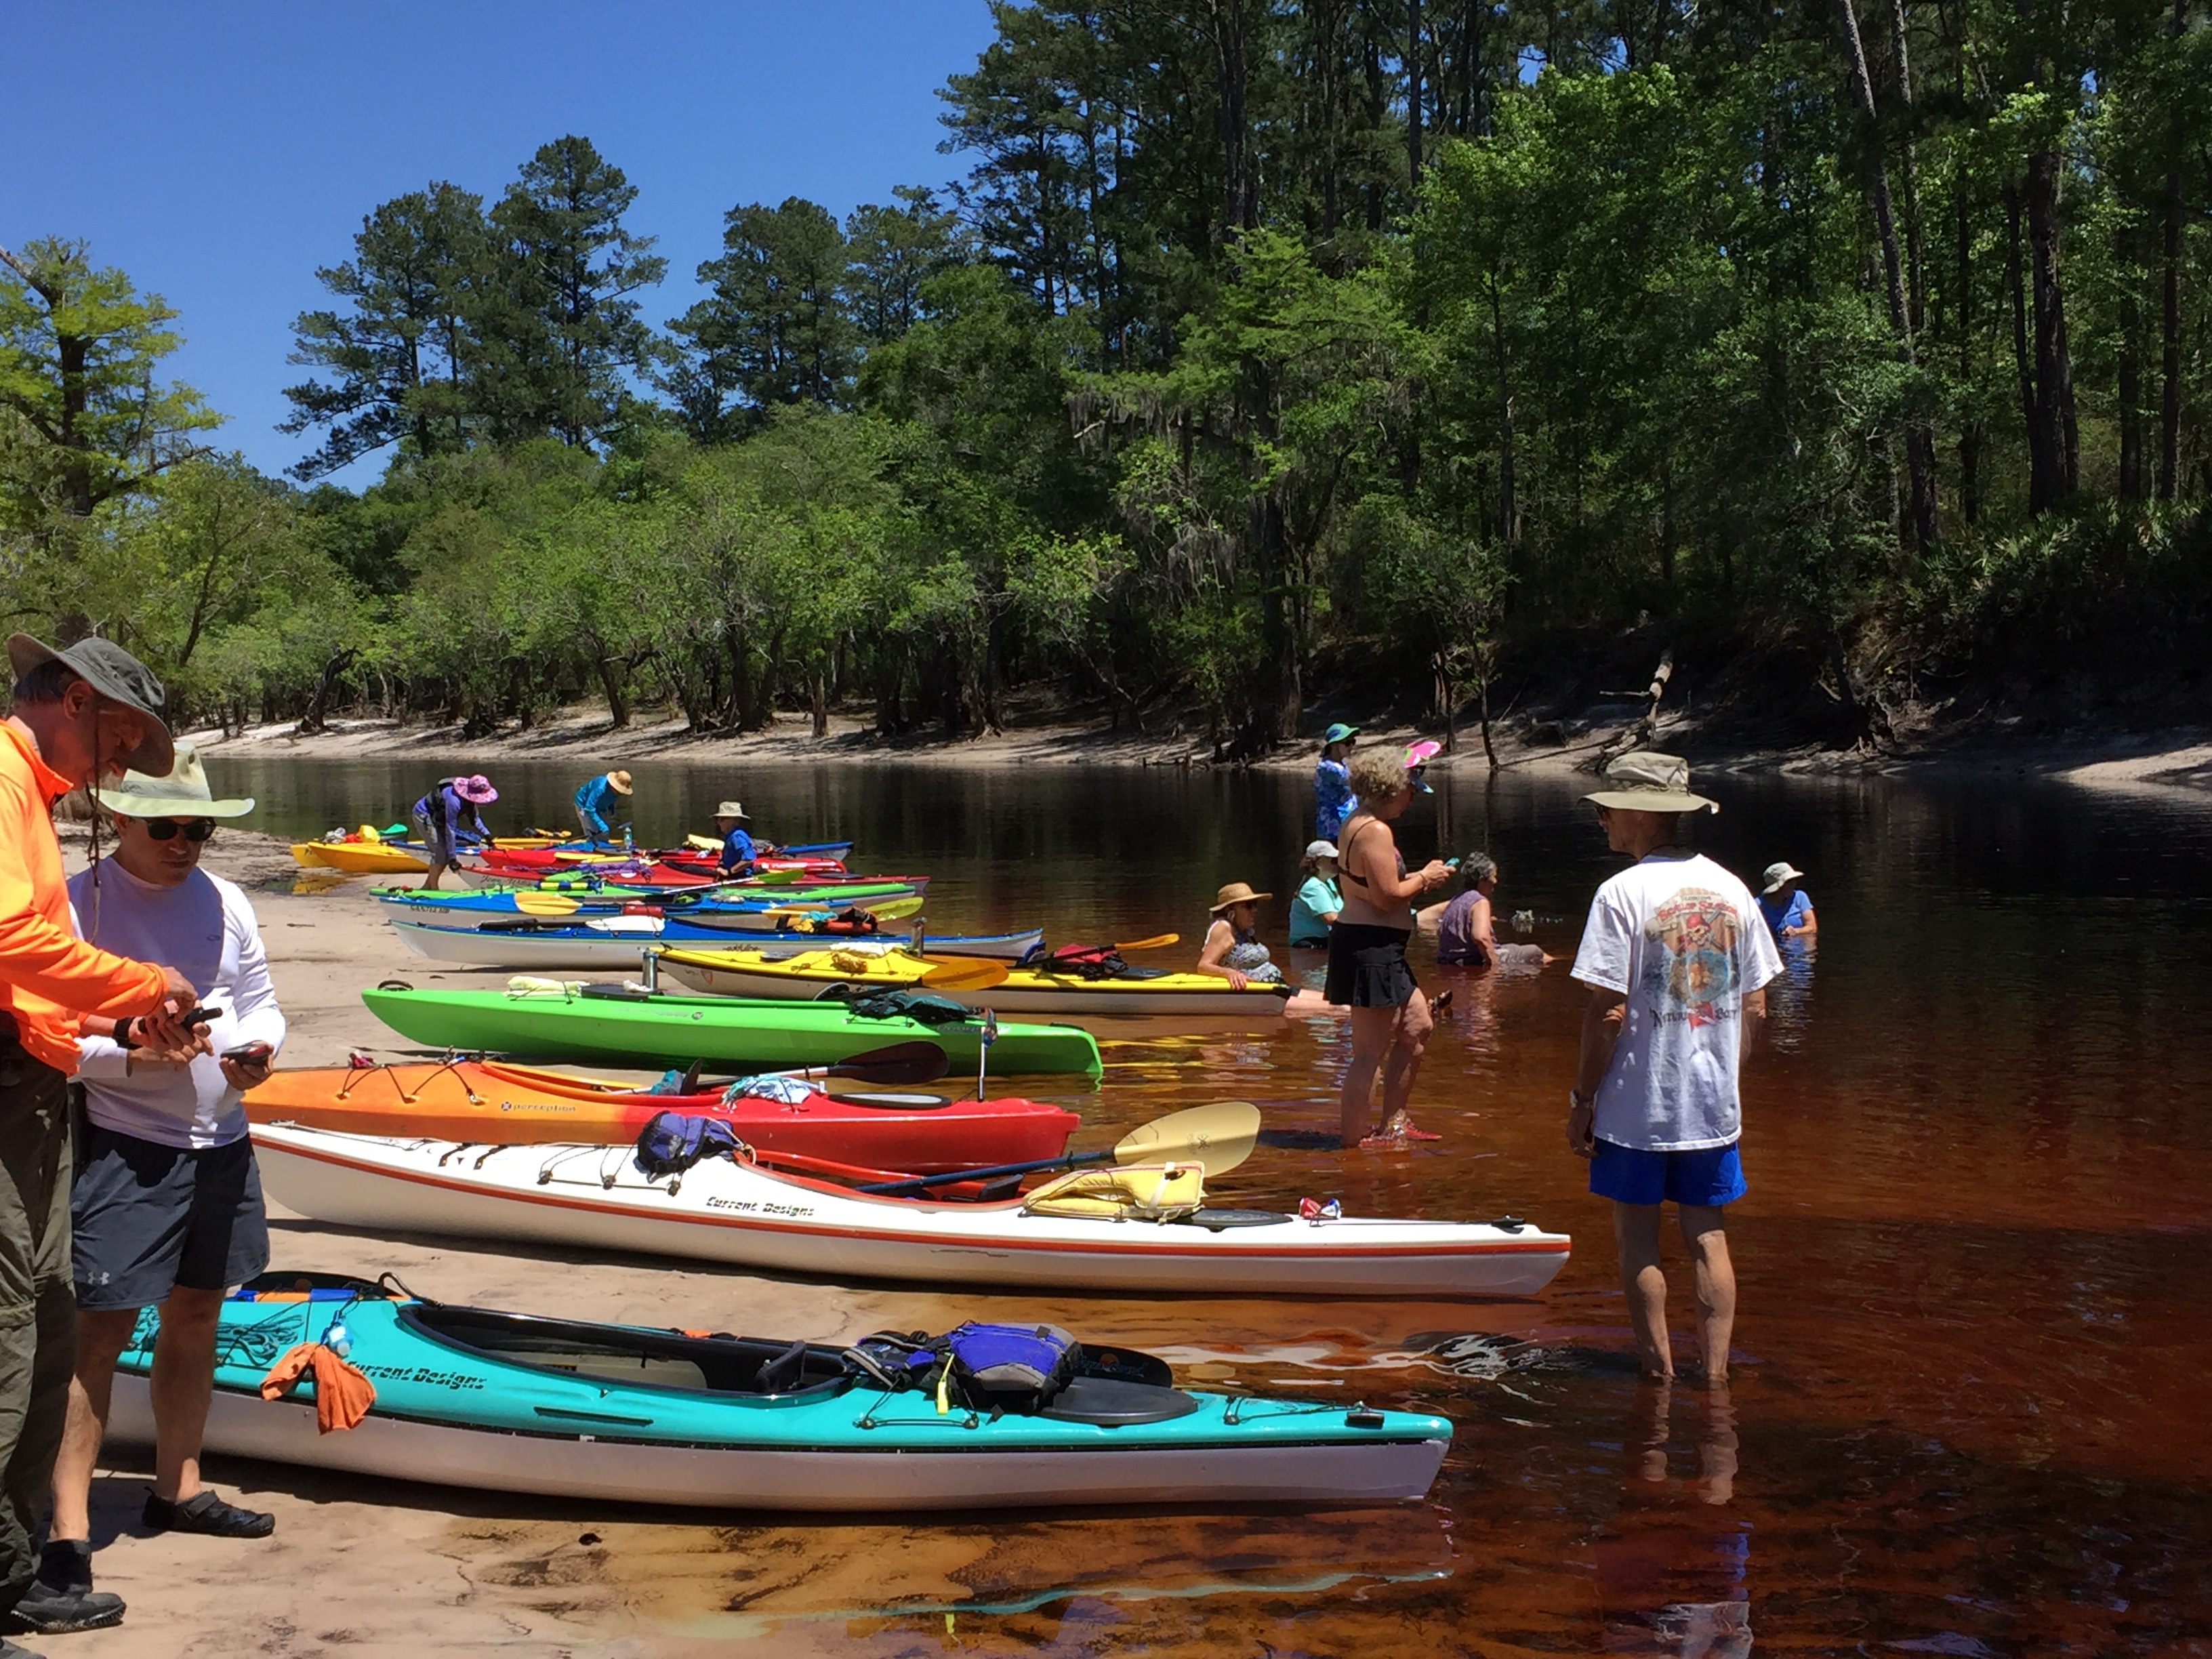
209 754 2212 1655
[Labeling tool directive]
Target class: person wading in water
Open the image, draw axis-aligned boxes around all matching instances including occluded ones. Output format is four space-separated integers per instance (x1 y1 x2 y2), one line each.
1328 750 1452 1148
1566 752 1779 1384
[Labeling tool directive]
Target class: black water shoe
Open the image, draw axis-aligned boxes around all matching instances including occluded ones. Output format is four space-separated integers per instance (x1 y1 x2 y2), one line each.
0 1637 49 1658
3 1540 123 1635
143 1488 274 1538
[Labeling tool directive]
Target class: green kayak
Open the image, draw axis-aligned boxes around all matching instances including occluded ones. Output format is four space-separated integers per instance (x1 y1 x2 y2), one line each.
106 1274 1451 1509
363 984 1103 1078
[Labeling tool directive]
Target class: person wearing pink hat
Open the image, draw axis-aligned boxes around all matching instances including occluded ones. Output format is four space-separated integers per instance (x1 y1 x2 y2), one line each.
408 774 497 890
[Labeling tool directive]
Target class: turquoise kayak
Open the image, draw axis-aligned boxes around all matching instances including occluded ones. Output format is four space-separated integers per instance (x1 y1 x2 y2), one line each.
106 1275 1450 1510
363 984 1104 1078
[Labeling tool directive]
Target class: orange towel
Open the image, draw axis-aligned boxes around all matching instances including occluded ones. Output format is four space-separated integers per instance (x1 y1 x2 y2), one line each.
259 1343 377 1433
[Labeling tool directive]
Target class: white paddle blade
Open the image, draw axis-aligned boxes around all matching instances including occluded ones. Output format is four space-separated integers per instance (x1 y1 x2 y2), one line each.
1113 1101 1261 1176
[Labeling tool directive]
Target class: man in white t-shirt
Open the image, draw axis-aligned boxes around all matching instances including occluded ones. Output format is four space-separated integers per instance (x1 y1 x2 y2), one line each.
1566 752 1780 1385
14 746 282 1640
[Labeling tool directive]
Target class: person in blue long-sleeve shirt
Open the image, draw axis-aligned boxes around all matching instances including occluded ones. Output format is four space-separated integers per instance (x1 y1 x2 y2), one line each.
712 800 757 874
573 769 632 844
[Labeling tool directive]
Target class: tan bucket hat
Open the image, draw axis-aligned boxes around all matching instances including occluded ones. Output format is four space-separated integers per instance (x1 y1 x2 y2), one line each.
1208 881 1272 914
713 800 750 820
98 742 255 819
608 769 634 795
1582 751 1719 815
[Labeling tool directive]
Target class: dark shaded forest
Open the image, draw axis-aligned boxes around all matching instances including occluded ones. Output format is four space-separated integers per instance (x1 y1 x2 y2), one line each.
5 0 2209 753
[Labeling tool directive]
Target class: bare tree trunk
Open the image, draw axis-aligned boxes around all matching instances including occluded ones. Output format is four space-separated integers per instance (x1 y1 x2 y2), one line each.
1488 275 1516 546
593 652 631 729
2158 0 2185 500
1957 158 1982 523
1406 0 1425 184
2025 148 2078 510
1835 0 1940 547
2118 225 2147 500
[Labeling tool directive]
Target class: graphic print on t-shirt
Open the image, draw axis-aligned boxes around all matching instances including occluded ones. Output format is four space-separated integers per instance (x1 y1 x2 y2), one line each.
1639 888 1742 1029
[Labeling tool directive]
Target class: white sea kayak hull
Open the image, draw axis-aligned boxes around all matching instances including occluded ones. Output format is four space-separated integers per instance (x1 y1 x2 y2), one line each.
105 1377 1442 1509
251 1125 1570 1300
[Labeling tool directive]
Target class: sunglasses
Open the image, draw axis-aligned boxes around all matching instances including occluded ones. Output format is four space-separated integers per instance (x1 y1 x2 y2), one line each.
143 819 217 843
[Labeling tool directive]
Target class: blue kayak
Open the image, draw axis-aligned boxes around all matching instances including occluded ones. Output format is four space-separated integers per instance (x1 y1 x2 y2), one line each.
389 914 1046 969
106 1275 1450 1511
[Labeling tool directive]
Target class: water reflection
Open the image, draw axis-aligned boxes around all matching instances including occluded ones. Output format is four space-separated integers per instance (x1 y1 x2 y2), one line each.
209 750 2212 1652
1599 1383 1750 1657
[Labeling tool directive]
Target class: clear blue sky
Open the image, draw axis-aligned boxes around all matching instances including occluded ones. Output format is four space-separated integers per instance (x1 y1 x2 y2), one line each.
3 1 998 489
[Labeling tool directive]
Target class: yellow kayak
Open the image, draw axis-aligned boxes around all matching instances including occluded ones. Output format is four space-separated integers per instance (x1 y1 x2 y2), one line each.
291 842 432 874
657 943 1294 1018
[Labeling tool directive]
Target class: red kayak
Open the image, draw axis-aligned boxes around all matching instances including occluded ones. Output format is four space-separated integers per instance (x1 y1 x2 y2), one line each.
245 1061 1080 1173
472 847 851 883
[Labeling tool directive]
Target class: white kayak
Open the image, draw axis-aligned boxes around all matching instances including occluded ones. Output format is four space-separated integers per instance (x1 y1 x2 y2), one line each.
252 1124 1572 1300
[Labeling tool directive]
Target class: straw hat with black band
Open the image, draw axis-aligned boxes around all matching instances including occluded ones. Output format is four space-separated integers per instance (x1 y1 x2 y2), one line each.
1208 881 1271 914
6 633 174 776
1582 751 1719 816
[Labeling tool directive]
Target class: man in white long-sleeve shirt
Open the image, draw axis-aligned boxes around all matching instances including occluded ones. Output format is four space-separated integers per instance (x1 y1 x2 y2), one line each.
13 746 282 1639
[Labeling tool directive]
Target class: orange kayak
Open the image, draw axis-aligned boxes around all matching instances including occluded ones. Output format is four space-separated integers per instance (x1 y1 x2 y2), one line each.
243 1060 1080 1174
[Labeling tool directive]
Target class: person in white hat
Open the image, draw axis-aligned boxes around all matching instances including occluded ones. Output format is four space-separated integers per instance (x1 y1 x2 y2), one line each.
711 801 756 876
22 745 283 1637
1566 752 1780 1385
1288 841 1341 949
1756 862 1817 939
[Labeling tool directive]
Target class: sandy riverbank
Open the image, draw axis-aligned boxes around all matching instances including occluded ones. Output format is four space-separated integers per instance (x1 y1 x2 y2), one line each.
54 830 1130 1658
185 700 2212 802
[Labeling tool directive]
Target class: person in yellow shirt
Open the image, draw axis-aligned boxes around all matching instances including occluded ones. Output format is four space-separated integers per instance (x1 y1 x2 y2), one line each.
0 635 205 1647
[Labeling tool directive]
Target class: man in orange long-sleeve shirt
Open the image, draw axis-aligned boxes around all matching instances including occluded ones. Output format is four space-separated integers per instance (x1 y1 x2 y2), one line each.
0 635 205 1655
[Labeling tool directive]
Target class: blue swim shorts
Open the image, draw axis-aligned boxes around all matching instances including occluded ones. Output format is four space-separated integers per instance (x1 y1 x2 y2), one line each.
1589 1138 1746 1208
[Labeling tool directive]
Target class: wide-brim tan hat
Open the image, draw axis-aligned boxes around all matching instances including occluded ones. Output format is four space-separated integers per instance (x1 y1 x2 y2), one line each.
608 770 634 795
96 741 254 819
1583 750 1719 815
1761 861 1804 895
714 800 750 820
1208 882 1272 914
8 633 174 775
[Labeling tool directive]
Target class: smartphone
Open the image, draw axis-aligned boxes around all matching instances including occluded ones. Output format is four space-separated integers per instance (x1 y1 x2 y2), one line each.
177 1006 225 1027
222 1041 274 1065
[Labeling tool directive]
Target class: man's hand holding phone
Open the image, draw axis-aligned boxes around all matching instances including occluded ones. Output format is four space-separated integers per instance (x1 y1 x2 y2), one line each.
220 1040 274 1090
130 970 218 1067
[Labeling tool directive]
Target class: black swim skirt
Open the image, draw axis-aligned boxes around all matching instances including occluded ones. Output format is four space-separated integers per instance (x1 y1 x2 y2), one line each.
1325 923 1418 1008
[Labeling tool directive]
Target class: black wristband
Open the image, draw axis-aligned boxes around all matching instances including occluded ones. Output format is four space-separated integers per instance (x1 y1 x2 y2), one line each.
113 1016 138 1051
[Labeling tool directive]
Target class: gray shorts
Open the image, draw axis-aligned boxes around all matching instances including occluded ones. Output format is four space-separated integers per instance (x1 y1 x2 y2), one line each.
71 1122 269 1312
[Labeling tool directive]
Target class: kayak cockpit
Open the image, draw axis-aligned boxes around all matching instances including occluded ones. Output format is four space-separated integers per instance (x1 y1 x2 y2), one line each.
401 1305 852 1399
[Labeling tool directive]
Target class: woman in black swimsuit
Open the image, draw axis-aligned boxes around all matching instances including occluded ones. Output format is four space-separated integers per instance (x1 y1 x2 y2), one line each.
1328 750 1452 1147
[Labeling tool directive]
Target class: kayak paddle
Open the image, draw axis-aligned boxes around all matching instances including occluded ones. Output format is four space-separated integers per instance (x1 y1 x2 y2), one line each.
763 896 924 924
1112 933 1179 951
918 958 1010 992
512 891 583 916
783 1040 951 1086
857 1101 1261 1195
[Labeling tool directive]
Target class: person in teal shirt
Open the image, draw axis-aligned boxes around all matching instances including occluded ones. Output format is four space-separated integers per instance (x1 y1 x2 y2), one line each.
1289 840 1341 947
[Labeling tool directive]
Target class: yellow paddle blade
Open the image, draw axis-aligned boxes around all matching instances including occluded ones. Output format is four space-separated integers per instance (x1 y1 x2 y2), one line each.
511 891 581 916
763 895 924 923
920 958 1010 991
685 833 720 852
1114 933 1179 951
1112 1101 1260 1176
